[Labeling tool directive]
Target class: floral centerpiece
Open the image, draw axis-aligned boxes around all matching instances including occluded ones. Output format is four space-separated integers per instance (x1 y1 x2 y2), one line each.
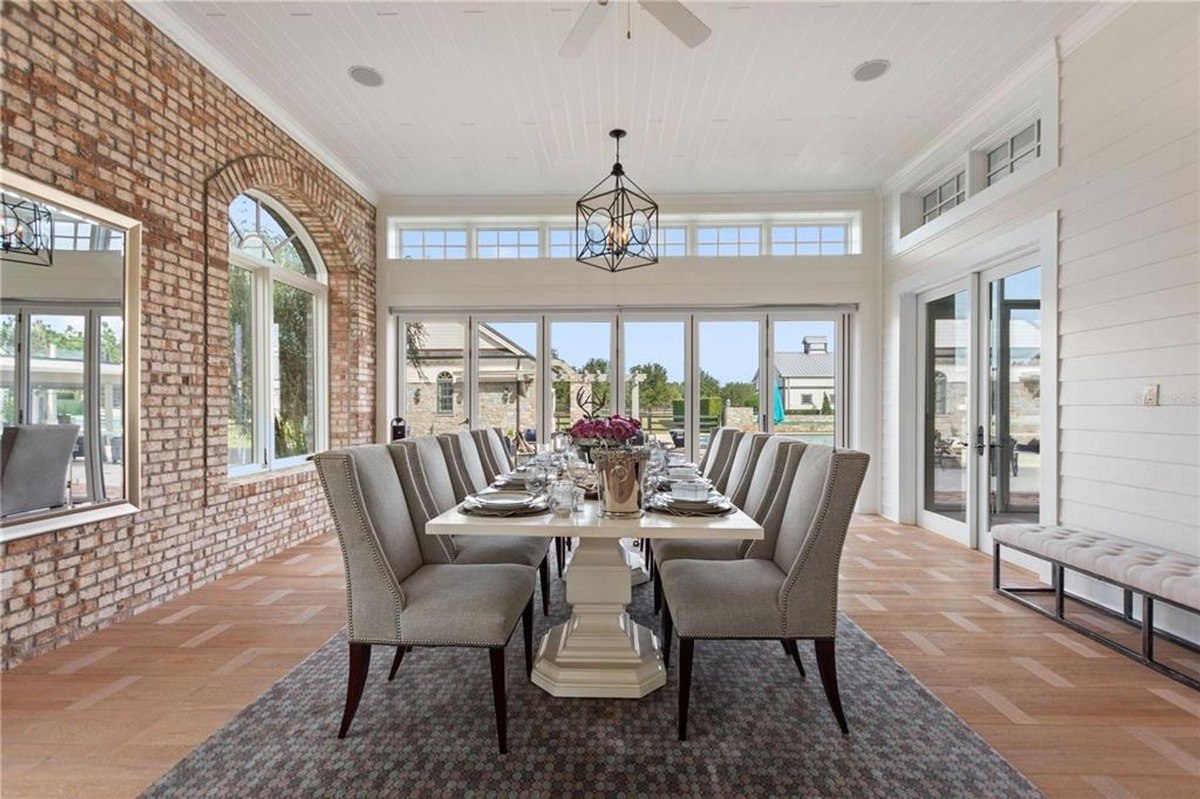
567 388 648 518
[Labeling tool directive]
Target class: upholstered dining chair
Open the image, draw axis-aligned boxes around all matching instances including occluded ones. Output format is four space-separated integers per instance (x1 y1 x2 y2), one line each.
0 424 80 516
652 440 806 612
658 444 870 740
392 436 552 614
439 430 492 500
471 428 512 484
314 444 537 753
697 427 742 485
723 432 775 509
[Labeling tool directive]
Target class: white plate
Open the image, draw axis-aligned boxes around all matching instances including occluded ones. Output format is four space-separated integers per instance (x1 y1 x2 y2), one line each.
469 490 537 508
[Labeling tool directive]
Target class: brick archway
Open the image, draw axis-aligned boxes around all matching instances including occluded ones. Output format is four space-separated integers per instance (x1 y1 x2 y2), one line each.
202 155 375 501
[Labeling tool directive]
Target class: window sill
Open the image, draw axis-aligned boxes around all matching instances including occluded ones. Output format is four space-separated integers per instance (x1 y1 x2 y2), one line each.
226 461 317 499
0 501 139 544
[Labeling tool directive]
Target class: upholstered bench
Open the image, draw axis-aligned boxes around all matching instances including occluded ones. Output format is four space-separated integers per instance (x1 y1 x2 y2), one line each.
992 524 1199 689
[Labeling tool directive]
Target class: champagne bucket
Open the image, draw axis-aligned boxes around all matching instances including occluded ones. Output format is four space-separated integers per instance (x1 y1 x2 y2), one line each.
593 448 649 519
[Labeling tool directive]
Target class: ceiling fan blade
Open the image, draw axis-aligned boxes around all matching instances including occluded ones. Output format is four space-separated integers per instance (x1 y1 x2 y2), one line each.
639 0 711 48
559 0 610 59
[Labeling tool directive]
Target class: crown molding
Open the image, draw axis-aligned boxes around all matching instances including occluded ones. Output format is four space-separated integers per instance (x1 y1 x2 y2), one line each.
1058 2 1132 57
128 1 377 205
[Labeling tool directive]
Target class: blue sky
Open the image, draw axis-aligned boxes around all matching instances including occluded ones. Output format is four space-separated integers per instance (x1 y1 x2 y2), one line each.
488 319 836 385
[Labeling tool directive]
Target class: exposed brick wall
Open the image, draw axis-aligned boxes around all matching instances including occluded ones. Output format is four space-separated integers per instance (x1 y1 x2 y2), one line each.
0 0 376 667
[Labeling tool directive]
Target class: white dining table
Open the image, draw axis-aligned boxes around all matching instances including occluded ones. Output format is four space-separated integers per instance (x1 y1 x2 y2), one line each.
427 500 763 699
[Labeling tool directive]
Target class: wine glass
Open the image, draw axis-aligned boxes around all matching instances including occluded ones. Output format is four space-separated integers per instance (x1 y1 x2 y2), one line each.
526 464 549 497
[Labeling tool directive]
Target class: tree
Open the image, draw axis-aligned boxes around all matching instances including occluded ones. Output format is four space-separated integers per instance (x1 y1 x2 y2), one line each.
721 382 759 412
820 393 833 415
626 362 683 409
698 369 720 399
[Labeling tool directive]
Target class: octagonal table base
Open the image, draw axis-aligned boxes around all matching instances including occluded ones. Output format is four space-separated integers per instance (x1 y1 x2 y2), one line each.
531 536 665 698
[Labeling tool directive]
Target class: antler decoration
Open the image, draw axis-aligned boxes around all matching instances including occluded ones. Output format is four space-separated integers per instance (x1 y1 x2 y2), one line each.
575 385 609 421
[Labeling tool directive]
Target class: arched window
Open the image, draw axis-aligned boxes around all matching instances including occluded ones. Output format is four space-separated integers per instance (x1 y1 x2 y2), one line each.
227 192 328 475
436 371 454 415
933 371 948 415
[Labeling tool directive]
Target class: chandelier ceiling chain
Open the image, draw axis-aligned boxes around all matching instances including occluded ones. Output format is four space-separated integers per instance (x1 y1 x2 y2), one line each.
574 128 659 274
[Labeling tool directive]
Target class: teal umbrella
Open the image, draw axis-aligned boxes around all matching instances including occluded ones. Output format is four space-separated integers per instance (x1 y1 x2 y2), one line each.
773 382 785 424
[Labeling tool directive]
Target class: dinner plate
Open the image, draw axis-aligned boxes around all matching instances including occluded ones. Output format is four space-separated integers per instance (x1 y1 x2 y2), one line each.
469 490 537 508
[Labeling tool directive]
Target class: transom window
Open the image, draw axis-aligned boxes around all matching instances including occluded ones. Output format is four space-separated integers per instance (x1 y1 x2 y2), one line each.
922 173 966 225
770 224 848 256
696 225 761 257
227 192 328 476
477 228 539 259
398 228 468 260
659 226 687 257
987 120 1040 186
548 227 578 259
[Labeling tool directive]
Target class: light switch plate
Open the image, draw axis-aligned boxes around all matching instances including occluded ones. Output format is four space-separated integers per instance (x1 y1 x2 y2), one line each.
1142 384 1160 406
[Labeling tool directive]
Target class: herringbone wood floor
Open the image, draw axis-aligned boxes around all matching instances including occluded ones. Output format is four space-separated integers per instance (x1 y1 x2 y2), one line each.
2 515 1197 798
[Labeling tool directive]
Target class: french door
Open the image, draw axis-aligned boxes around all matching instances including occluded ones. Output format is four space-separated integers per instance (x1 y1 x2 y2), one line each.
394 309 852 461
917 261 1045 550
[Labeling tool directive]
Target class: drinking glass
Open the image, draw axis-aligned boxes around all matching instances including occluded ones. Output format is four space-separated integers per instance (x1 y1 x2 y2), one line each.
549 480 575 517
526 464 548 497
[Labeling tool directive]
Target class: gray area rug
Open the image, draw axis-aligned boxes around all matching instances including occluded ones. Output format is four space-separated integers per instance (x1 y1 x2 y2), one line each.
143 574 1043 798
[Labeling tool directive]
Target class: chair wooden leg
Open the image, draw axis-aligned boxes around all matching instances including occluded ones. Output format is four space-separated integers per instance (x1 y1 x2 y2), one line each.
522 596 534 678
489 647 508 754
388 645 406 681
678 638 694 741
814 638 849 734
781 639 806 678
662 600 673 669
555 538 565 579
653 569 663 614
539 556 550 616
338 642 371 739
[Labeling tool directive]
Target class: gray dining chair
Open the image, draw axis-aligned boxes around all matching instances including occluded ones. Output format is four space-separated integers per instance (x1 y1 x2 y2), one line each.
471 428 512 484
314 444 537 753
0 424 80 516
699 427 742 486
392 436 552 614
439 430 492 500
723 432 774 509
652 440 806 612
658 444 871 740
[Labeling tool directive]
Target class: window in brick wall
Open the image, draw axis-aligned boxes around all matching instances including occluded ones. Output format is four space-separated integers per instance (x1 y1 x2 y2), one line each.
227 191 328 475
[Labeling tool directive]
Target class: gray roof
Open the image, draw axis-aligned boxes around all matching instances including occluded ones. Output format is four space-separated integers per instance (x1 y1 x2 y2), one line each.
774 351 835 379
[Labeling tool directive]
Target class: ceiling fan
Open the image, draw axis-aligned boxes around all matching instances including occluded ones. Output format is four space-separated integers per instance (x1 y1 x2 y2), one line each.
559 0 711 58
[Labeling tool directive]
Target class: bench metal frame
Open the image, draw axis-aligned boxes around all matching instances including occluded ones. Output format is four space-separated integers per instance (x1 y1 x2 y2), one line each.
994 541 1200 691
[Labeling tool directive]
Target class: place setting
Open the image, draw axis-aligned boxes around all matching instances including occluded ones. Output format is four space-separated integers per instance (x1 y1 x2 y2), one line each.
459 488 550 518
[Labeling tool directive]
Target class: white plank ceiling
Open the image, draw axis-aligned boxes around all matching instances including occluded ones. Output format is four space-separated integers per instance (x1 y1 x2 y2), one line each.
150 1 1095 197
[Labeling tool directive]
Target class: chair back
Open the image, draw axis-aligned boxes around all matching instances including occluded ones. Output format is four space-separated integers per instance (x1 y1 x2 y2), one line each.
772 445 870 637
740 436 806 521
389 436 457 563
439 430 489 500
700 427 743 485
315 446 419 641
724 432 772 508
742 442 807 559
468 429 511 479
0 424 79 516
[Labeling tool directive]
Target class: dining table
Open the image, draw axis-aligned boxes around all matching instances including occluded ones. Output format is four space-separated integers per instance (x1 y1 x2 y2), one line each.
426 499 763 699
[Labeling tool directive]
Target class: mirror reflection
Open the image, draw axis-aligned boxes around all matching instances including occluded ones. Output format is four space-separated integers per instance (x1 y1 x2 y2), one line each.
1 188 127 521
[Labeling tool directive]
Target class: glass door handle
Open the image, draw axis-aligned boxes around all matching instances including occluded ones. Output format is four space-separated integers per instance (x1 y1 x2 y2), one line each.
974 425 986 456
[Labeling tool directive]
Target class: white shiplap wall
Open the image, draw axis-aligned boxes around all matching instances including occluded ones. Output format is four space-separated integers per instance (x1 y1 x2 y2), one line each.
879 3 1199 564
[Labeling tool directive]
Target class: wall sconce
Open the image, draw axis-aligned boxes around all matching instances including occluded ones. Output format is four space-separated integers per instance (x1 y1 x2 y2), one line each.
413 388 422 404
501 387 512 404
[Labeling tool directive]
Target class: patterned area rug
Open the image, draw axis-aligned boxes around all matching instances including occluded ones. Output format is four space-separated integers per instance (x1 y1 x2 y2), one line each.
142 573 1043 798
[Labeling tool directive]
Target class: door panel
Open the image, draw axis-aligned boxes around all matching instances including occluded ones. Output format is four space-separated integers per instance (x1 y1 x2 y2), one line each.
401 317 469 436
548 319 614 438
621 319 686 448
694 318 763 463
769 318 838 445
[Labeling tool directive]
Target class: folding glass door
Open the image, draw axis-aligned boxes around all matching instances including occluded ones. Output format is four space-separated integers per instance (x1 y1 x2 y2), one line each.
694 317 765 463
620 318 687 448
399 316 471 436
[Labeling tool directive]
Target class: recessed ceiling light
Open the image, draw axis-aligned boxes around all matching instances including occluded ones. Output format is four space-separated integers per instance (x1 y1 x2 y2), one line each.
348 66 384 88
852 59 890 82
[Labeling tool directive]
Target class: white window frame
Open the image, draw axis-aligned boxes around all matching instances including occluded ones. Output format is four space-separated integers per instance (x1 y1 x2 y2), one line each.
695 224 763 257
476 227 540 259
657 225 688 257
227 191 329 477
769 223 850 256
394 227 469 260
985 119 1041 187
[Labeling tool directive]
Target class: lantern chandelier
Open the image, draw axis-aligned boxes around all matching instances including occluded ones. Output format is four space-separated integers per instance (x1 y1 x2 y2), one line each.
575 129 658 273
1 190 53 268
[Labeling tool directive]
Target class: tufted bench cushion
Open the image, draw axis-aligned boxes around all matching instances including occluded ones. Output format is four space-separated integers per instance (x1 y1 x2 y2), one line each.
992 524 1200 610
